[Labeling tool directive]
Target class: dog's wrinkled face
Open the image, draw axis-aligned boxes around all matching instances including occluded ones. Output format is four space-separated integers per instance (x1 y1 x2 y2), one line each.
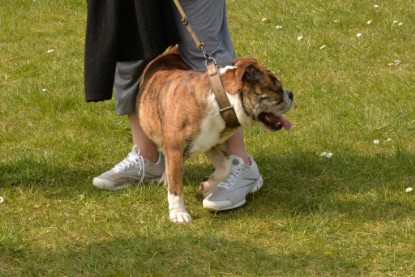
227 57 293 131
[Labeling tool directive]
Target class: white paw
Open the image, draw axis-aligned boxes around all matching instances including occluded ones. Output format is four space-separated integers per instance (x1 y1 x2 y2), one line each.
168 192 192 223
199 181 215 197
169 209 192 223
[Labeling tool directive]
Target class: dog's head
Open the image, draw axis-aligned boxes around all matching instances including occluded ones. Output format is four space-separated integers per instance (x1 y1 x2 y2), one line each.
222 57 293 131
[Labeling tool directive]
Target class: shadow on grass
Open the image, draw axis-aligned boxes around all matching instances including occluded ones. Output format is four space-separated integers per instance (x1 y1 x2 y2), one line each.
0 157 94 196
1 149 414 221
241 149 415 221
1 151 413 275
4 234 363 276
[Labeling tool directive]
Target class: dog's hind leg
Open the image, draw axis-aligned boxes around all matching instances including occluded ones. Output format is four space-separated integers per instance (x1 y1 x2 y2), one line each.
199 144 231 197
164 147 192 223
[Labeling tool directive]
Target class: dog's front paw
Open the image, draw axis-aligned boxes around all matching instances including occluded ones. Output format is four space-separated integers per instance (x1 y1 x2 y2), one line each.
199 180 215 197
169 209 192 223
168 192 192 223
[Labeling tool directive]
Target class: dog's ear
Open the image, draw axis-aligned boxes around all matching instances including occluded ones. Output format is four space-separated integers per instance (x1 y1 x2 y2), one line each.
234 57 264 84
221 57 264 93
238 63 265 84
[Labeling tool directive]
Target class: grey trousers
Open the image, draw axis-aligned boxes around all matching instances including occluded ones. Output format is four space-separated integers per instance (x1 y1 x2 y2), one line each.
114 60 148 116
115 0 235 115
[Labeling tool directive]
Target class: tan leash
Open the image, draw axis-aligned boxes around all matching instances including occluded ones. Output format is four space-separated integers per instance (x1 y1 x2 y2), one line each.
172 0 240 128
172 0 204 52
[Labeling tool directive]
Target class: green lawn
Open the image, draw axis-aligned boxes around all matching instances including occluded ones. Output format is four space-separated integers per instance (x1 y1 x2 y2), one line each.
1 0 414 276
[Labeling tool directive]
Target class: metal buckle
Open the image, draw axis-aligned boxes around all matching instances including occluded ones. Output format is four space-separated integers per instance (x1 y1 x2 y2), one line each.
200 44 217 68
205 56 217 68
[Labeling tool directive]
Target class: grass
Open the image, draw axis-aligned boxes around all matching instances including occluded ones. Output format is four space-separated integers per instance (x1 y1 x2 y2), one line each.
1 0 414 276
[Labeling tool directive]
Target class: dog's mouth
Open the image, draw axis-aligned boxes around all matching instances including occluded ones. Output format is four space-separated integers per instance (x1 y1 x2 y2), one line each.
258 112 292 131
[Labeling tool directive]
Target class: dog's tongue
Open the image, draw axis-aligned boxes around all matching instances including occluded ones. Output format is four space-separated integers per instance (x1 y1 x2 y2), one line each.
277 116 292 130
267 114 292 130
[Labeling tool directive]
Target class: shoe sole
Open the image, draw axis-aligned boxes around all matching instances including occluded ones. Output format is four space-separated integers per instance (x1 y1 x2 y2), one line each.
92 178 132 191
92 176 164 191
203 176 264 211
249 176 264 193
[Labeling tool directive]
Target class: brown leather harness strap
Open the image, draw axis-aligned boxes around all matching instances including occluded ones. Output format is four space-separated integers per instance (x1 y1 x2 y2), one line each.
207 63 240 128
172 0 240 128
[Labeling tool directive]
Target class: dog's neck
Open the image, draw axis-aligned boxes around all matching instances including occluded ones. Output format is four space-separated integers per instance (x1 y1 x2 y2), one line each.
208 64 240 128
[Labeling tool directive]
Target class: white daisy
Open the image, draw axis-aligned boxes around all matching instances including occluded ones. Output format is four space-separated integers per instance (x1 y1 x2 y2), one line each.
320 152 333 158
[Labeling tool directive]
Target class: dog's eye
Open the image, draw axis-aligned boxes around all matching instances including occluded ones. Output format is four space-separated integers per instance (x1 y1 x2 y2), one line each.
269 75 284 94
276 87 284 95
259 95 270 100
269 74 282 85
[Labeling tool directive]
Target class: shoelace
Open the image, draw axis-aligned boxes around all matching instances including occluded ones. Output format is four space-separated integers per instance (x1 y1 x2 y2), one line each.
218 164 243 190
113 151 145 183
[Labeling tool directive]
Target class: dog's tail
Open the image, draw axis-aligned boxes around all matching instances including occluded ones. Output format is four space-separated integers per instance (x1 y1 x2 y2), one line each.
140 45 190 91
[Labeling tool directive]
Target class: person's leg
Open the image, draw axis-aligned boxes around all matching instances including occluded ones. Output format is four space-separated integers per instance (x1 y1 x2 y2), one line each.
128 114 158 163
173 0 235 71
226 129 250 165
92 60 164 190
173 0 263 210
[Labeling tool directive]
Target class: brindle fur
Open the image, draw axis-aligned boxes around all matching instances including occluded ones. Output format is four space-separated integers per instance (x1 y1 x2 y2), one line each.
137 46 292 223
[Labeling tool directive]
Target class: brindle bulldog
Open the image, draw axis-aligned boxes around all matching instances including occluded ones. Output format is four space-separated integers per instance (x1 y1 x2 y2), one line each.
137 46 293 223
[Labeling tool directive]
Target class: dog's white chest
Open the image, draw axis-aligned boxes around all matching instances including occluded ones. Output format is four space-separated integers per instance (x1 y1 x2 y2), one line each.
188 95 229 155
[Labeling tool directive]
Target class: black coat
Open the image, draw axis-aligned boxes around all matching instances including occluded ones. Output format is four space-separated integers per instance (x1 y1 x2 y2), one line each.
84 0 179 102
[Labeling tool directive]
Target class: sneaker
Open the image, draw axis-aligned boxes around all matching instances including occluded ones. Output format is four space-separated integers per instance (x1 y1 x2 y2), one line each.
92 146 165 190
202 155 263 211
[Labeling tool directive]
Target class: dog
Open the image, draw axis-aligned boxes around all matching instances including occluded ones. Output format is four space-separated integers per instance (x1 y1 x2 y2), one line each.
137 46 293 223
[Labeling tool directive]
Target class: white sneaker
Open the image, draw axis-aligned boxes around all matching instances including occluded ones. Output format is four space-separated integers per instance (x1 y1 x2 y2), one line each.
203 155 263 211
92 146 165 190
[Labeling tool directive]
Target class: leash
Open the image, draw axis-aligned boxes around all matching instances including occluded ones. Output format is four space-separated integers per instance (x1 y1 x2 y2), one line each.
172 0 240 128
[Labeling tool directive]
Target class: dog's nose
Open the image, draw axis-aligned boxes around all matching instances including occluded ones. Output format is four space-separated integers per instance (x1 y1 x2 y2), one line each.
284 89 294 101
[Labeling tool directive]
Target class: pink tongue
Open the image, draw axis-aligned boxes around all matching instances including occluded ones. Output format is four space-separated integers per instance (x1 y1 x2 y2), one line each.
277 116 292 130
